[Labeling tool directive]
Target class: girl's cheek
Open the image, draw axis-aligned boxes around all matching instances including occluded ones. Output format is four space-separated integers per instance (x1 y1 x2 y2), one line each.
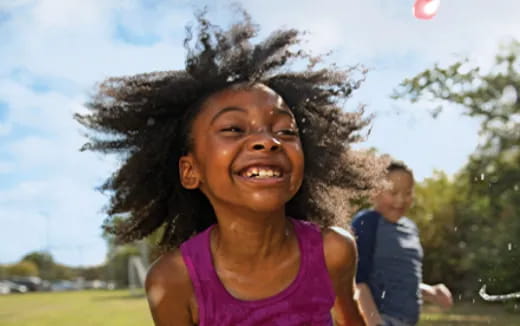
217 148 232 157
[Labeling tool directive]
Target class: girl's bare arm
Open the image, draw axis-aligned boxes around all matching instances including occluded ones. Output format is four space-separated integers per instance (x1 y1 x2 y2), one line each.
145 250 197 326
323 227 367 326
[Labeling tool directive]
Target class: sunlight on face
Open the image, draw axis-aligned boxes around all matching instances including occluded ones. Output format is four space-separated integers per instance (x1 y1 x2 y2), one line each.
374 170 415 222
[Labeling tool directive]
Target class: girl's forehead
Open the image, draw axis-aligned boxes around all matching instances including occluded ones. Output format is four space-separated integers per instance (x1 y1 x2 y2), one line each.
203 83 286 109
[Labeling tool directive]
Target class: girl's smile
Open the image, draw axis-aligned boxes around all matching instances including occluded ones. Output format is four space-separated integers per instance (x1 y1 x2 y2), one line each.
235 163 286 185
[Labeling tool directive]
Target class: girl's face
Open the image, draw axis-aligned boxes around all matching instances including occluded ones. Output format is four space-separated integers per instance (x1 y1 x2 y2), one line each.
373 170 414 222
179 83 304 215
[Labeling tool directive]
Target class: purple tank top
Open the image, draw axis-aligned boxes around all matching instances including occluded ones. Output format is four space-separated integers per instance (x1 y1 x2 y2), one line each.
180 218 335 326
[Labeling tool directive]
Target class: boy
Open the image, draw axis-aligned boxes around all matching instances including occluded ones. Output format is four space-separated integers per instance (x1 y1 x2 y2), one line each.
352 161 453 326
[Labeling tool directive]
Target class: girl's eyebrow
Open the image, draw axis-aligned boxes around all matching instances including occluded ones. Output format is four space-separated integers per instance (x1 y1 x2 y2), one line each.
273 107 295 119
210 106 246 125
210 106 294 125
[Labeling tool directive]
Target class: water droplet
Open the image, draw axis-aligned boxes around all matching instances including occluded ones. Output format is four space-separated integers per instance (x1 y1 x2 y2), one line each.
481 173 485 181
508 243 512 251
381 290 386 299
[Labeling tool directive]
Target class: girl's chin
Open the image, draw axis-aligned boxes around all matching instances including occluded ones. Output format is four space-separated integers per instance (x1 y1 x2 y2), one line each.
238 198 290 214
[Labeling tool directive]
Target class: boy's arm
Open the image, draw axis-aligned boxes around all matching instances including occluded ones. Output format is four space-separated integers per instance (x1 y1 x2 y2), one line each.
145 250 196 326
420 283 453 309
323 227 367 326
356 283 385 326
350 212 382 325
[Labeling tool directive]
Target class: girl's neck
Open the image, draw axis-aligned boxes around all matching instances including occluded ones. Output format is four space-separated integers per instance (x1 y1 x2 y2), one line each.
211 209 292 268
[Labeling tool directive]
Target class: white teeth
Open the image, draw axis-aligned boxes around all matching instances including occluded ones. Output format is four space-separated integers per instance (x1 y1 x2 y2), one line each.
242 167 282 178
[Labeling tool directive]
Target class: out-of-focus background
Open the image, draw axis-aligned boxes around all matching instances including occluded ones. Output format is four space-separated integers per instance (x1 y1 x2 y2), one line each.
1 0 519 325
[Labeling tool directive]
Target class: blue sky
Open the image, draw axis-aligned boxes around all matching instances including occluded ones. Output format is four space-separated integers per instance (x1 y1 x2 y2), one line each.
1 0 519 266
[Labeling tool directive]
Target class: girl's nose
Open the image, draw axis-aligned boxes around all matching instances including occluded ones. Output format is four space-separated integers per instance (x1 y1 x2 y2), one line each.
248 132 281 152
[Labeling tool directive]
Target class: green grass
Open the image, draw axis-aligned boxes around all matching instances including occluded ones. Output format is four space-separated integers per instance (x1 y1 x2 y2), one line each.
0 290 153 326
419 302 520 325
1 290 519 325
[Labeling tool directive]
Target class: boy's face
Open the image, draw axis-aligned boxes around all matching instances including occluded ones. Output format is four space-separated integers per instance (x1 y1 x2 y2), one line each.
374 170 414 222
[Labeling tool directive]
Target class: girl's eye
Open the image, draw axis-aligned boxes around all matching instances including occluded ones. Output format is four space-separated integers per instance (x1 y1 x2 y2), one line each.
221 126 244 133
276 129 299 136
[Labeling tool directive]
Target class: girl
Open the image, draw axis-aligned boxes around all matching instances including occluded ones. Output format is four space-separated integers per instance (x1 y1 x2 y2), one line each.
76 10 382 326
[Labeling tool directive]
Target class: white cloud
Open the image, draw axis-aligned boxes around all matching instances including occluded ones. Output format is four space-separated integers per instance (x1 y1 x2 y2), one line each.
1 0 519 265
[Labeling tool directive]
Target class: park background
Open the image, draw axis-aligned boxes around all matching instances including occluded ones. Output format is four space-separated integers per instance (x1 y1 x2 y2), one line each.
1 0 519 324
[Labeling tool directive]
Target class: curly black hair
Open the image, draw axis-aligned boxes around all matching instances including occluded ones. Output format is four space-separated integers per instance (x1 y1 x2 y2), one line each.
75 10 384 248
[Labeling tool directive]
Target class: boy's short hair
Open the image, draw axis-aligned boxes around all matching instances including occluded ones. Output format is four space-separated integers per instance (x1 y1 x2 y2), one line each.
387 160 414 180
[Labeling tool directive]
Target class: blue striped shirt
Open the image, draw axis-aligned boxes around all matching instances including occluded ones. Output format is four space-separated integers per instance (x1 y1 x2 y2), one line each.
352 210 423 325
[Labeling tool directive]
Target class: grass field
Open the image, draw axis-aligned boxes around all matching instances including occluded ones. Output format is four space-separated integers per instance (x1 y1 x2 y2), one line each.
1 290 518 325
0 290 152 326
420 302 520 326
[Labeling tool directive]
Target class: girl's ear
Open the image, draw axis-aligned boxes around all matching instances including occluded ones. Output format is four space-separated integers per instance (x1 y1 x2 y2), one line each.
179 155 201 189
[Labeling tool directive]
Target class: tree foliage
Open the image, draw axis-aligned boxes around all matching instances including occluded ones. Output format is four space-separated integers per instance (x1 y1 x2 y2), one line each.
6 261 39 277
22 251 54 280
394 41 520 298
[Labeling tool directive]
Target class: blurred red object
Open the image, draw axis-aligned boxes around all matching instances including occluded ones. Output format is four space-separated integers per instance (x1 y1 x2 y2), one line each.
413 0 440 20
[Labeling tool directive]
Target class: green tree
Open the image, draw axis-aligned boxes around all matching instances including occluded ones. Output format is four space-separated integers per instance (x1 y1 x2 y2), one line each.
0 264 8 279
22 251 54 279
106 245 140 288
6 261 39 277
52 263 77 280
409 171 491 297
79 265 107 281
393 41 520 296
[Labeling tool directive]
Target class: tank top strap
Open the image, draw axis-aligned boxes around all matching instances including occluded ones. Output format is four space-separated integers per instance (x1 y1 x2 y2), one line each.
180 225 215 280
290 218 335 297
180 225 219 324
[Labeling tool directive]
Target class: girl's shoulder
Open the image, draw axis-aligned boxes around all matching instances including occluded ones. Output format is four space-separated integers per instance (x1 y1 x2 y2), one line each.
145 249 198 324
146 249 191 290
294 219 356 270
321 226 357 276
320 226 358 311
